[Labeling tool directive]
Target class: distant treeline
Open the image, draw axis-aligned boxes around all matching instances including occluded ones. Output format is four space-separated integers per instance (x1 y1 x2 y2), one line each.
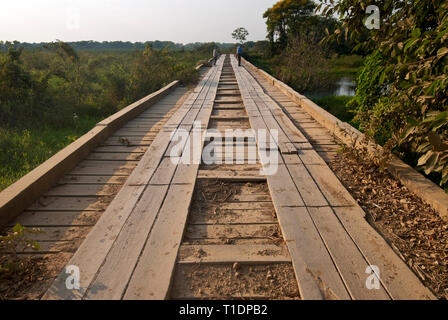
0 41 214 190
0 40 236 51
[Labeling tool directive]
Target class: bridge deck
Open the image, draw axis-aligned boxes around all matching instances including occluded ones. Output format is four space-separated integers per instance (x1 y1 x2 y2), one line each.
9 83 197 249
9 55 434 300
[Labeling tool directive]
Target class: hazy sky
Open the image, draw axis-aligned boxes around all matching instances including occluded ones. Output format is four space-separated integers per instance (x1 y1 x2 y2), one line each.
0 0 279 43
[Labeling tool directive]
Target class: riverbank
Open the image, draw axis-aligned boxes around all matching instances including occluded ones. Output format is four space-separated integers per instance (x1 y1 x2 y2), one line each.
245 53 363 127
0 46 210 192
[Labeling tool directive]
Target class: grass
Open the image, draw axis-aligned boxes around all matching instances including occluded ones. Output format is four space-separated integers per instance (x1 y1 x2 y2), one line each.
246 52 364 81
310 56 363 128
245 51 365 127
0 116 101 191
0 47 211 192
311 96 358 127
326 54 365 77
244 52 274 75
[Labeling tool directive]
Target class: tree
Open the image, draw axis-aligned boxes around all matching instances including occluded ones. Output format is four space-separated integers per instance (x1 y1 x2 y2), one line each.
263 0 316 52
320 0 448 186
232 28 250 44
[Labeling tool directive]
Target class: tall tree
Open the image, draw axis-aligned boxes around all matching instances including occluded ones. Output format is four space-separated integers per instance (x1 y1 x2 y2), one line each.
263 0 316 51
320 0 448 186
232 28 250 44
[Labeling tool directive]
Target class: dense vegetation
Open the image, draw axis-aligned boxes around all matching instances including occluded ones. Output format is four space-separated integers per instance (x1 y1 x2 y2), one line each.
0 42 212 190
245 0 448 189
0 40 235 51
2 0 446 190
320 0 448 187
244 0 363 95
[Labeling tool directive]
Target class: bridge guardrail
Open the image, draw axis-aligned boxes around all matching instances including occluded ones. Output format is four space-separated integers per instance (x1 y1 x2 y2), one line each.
0 60 212 227
242 57 448 221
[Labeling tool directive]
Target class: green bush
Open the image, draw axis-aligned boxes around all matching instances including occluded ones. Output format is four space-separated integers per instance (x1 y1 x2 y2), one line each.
0 42 211 191
313 96 355 124
0 224 42 274
322 0 448 187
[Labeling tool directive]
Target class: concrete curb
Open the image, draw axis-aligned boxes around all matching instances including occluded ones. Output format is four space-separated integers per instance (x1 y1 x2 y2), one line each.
0 61 210 227
243 57 448 221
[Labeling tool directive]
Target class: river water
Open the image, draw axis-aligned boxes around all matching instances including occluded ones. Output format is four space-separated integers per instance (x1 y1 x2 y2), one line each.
304 76 356 100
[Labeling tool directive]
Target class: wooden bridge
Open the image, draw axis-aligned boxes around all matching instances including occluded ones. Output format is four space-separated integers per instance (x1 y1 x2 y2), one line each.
0 55 437 300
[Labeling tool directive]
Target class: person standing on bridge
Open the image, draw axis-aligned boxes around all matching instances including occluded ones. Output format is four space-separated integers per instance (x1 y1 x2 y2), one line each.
236 45 243 66
212 47 219 66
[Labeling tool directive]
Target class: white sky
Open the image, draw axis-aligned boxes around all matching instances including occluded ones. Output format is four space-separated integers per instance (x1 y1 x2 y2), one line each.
0 0 279 43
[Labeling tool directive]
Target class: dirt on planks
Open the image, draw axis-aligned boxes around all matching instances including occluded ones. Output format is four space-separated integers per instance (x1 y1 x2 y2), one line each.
0 184 117 300
190 180 282 245
176 179 299 300
0 221 96 300
172 264 300 300
327 148 448 300
0 252 73 300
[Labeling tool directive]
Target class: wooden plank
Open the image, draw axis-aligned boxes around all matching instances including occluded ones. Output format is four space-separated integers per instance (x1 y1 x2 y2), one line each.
59 175 128 185
97 80 179 132
8 240 83 254
230 194 271 202
210 115 249 121
123 184 196 300
94 146 147 153
23 226 90 242
197 170 265 181
122 57 224 300
128 66 219 187
45 184 122 197
101 139 152 147
307 207 390 300
332 206 436 300
238 65 308 151
44 60 222 300
12 210 102 227
232 55 349 300
85 185 169 300
28 197 105 212
201 163 262 170
113 128 160 134
190 209 276 225
149 157 180 185
213 104 244 110
275 206 351 300
112 131 158 138
70 165 135 176
266 165 305 208
282 154 303 165
74 160 137 167
297 150 326 165
295 142 314 150
314 144 341 152
126 131 177 186
305 164 358 207
218 202 274 211
246 58 437 300
86 153 144 162
43 185 146 300
178 245 291 264
286 163 328 207
172 164 200 185
185 224 280 240
171 134 200 184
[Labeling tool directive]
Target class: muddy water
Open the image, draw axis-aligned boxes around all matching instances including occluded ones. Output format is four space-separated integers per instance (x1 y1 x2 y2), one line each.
305 76 356 100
